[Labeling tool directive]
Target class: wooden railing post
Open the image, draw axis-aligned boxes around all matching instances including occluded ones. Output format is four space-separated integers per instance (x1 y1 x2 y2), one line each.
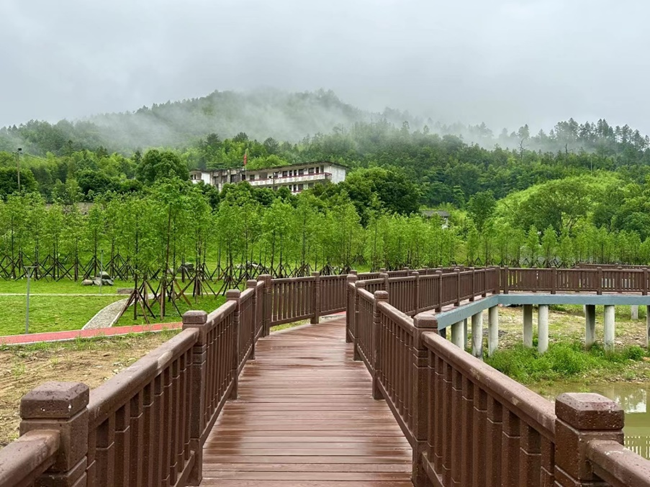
311 272 321 324
492 266 500 295
247 280 257 359
226 289 241 399
644 268 649 296
597 267 603 295
412 314 438 487
353 281 365 361
503 266 509 294
346 275 358 343
552 267 558 294
260 274 272 336
554 393 624 486
372 290 389 400
455 268 461 306
381 272 389 293
436 270 443 312
20 382 90 487
413 271 420 314
182 310 208 485
469 267 475 302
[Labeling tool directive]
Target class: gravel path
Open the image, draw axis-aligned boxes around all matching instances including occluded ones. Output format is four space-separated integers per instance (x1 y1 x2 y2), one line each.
82 298 130 330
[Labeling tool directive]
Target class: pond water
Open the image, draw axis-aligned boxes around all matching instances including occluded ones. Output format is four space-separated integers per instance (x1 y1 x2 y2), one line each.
534 382 650 459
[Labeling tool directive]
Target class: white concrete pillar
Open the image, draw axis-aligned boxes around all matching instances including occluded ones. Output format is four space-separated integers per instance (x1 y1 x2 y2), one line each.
604 305 615 352
451 321 465 349
471 312 483 359
538 305 549 354
631 305 639 320
462 319 467 350
523 305 534 347
585 304 596 349
488 306 499 356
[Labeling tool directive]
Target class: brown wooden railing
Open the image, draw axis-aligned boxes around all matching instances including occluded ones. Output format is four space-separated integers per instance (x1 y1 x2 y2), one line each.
348 267 650 487
0 277 267 487
4 266 650 487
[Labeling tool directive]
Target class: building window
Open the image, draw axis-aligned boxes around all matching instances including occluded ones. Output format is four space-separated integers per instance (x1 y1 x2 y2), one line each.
261 173 267 180
282 171 287 177
242 174 246 180
315 167 320 174
308 168 314 174
249 174 255 181
298 169 304 175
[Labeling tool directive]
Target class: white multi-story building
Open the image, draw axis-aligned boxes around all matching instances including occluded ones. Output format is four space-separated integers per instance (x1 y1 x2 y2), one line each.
190 161 347 193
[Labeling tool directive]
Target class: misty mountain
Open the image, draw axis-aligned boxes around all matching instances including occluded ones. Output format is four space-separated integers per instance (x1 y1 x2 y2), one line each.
0 89 417 155
1 88 649 160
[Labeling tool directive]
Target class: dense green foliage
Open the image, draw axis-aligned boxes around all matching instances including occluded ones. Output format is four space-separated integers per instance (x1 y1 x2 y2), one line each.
486 342 649 384
2 90 650 272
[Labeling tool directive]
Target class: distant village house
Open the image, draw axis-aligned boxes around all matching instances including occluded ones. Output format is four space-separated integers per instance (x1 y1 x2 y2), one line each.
190 161 347 193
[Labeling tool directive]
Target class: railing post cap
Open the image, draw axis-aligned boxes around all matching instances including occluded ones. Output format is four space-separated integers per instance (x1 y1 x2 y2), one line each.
414 314 438 329
350 269 358 275
412 271 419 277
226 289 241 300
379 268 386 272
21 382 89 419
183 310 208 325
556 393 624 430
347 275 357 283
311 271 321 277
374 290 389 300
247 279 257 288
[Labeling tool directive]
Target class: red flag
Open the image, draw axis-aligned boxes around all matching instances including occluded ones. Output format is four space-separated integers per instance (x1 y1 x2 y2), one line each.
243 150 248 166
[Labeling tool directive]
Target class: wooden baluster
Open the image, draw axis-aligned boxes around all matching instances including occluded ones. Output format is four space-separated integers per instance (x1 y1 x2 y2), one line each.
129 391 144 485
114 403 131 486
142 382 155 485
441 361 452 485
501 409 521 486
485 397 503 487
519 425 541 487
460 376 474 486
472 385 487 487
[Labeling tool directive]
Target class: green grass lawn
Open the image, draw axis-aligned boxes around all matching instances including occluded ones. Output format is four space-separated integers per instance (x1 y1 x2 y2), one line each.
0 279 136 294
0 295 126 335
114 294 227 326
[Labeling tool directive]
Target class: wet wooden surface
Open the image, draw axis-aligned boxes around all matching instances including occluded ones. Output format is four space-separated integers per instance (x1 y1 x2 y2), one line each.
200 316 413 486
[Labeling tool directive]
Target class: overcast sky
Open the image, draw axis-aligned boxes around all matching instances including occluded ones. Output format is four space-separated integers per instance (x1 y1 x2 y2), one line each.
1 0 648 134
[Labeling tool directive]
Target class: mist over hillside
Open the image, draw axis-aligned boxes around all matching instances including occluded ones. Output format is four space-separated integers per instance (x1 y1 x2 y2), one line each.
1 88 648 158
0 89 415 155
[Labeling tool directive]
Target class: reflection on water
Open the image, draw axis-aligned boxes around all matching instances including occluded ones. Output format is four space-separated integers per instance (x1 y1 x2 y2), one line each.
535 382 650 460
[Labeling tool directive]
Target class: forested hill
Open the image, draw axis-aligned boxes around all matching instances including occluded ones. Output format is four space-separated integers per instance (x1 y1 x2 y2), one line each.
0 90 404 155
1 88 649 157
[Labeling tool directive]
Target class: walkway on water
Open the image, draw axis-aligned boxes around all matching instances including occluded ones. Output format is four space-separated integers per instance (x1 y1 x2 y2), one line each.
200 316 413 486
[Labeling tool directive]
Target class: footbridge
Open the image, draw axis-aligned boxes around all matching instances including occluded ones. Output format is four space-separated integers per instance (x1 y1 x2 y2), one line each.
2 267 650 486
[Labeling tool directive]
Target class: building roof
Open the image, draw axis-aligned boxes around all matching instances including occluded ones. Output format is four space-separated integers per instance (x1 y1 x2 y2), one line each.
421 209 450 218
193 161 348 174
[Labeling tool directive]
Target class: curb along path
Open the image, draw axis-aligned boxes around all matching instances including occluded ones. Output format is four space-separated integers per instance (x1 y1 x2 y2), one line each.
0 322 182 346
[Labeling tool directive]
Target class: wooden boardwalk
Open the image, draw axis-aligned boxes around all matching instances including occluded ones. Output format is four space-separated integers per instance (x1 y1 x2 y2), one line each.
200 315 413 486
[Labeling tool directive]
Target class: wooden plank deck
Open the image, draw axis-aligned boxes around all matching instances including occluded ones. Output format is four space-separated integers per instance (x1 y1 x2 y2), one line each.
200 315 413 486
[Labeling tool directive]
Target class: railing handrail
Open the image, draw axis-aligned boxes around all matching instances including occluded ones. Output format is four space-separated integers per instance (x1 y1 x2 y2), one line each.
87 328 199 427
422 329 556 440
587 440 650 487
0 430 60 487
